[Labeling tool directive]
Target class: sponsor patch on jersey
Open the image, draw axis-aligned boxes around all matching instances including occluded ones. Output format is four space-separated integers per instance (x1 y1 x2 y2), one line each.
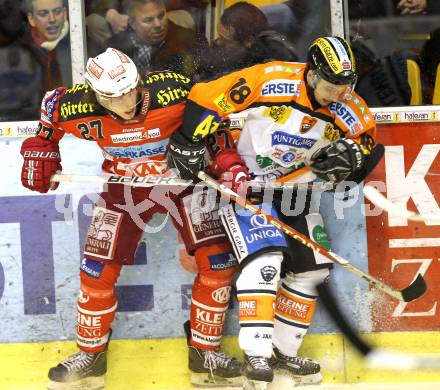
104 138 168 158
59 100 95 120
264 106 292 124
43 89 63 122
271 131 315 149
208 253 237 271
110 128 160 143
144 71 191 85
264 65 294 74
84 207 122 260
280 150 296 164
329 102 363 135
65 84 90 95
80 258 105 278
261 79 301 97
214 93 235 113
157 86 189 107
256 155 278 169
323 123 340 142
229 117 245 129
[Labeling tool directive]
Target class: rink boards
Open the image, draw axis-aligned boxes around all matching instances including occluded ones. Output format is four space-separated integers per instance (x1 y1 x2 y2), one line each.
0 119 440 387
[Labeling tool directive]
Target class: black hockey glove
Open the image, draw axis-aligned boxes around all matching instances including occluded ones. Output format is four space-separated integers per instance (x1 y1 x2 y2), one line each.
167 131 206 180
309 139 365 183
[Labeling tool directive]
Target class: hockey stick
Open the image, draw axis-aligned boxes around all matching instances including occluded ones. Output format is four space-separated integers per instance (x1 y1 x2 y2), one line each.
51 173 335 191
363 185 440 223
317 281 440 370
198 171 427 302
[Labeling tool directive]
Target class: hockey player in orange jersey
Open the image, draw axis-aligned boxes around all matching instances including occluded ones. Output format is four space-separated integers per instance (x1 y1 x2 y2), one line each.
19 48 243 389
168 36 383 389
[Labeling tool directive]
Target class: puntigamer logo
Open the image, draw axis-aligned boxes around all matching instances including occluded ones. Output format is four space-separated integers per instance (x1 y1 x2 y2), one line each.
271 131 315 149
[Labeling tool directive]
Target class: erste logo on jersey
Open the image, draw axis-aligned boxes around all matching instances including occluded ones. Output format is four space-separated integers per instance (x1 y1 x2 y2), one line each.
329 102 363 135
261 79 301 97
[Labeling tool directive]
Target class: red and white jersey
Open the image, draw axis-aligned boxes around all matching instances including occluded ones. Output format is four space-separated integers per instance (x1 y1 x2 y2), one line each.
36 71 192 176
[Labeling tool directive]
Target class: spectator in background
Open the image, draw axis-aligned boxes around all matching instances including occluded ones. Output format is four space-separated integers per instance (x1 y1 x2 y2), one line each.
85 1 129 45
86 0 207 46
103 0 207 77
0 0 26 46
198 1 297 80
418 28 440 103
351 38 412 107
397 0 440 15
21 0 71 94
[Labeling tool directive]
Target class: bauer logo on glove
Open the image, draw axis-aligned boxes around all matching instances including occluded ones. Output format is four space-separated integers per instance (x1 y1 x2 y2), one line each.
20 136 62 193
308 138 365 183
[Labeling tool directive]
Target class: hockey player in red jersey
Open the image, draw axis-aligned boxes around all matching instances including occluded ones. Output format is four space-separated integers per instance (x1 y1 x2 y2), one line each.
168 36 383 389
20 48 242 389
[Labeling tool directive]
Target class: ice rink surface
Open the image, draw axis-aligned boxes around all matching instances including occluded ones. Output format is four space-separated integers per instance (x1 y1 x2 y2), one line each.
186 384 440 390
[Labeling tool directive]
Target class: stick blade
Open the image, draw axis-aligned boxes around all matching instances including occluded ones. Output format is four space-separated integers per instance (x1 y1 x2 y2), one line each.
401 273 427 302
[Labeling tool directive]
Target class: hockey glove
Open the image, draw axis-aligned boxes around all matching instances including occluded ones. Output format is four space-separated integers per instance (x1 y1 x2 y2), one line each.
20 136 62 193
210 148 250 193
309 138 365 183
167 131 206 180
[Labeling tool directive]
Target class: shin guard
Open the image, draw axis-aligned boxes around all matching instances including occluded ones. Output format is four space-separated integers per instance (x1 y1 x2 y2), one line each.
274 268 329 356
77 259 121 353
189 243 238 350
237 252 282 357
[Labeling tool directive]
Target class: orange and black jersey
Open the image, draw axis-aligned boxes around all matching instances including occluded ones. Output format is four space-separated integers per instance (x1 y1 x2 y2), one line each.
36 71 192 176
181 61 376 153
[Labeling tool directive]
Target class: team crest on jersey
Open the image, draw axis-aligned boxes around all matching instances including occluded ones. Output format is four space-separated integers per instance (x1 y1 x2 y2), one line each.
300 116 317 133
264 106 292 124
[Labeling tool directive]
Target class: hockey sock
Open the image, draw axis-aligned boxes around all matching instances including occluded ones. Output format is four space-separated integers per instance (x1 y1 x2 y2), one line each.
237 252 282 357
273 268 329 356
77 260 121 353
189 243 238 350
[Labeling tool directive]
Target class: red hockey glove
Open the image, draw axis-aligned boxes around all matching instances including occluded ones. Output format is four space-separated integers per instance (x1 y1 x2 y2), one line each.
210 148 250 193
20 137 62 193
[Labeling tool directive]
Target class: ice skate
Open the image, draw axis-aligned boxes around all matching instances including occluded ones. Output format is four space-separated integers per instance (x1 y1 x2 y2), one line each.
188 345 243 387
269 346 322 386
184 320 243 387
241 354 273 390
47 349 107 390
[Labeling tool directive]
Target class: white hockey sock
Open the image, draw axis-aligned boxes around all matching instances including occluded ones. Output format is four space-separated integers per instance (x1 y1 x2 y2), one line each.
273 268 329 356
237 252 282 357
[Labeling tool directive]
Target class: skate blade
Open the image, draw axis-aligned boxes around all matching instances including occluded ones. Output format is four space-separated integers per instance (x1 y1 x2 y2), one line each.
271 368 322 387
267 370 296 389
191 372 245 387
47 375 105 390
243 378 270 390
